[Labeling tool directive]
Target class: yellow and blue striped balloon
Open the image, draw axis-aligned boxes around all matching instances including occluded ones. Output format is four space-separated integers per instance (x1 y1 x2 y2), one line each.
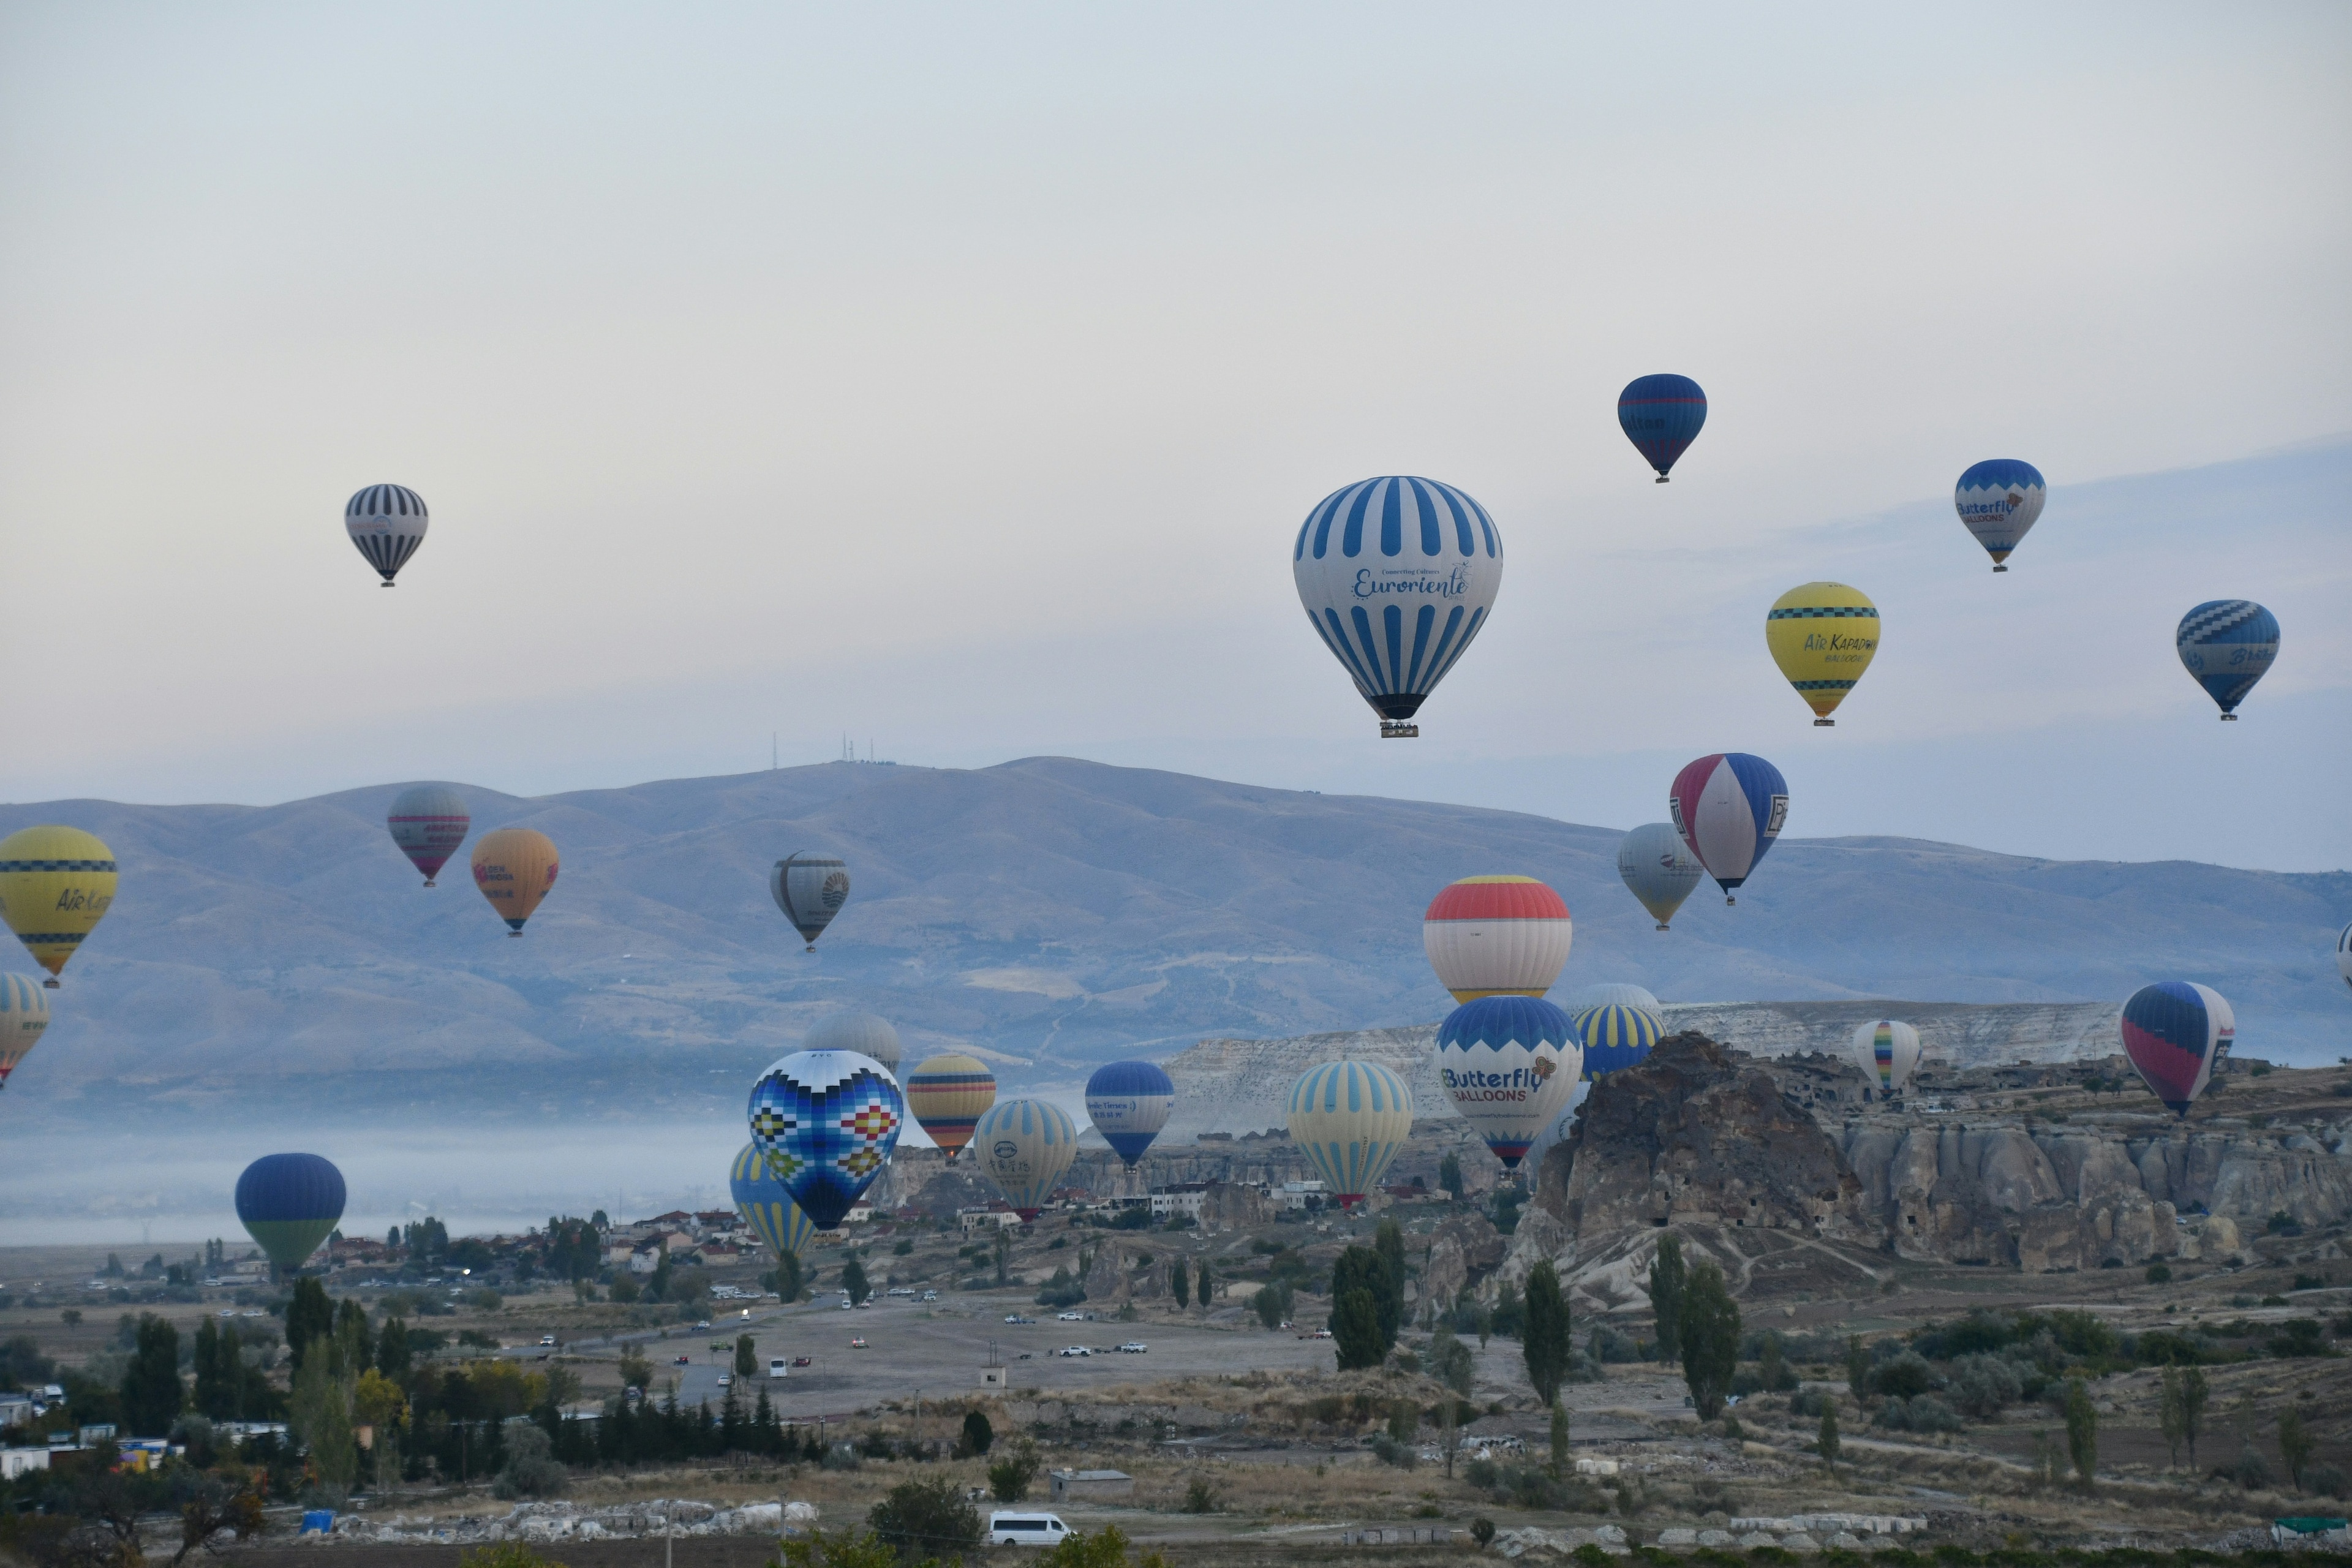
1285 1059 1413 1205
1572 1003 1662 1080
0 974 52 1090
731 1142 818 1255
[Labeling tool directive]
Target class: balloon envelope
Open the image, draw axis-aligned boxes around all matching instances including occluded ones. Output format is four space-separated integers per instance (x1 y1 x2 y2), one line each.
387 785 469 886
1850 1019 1922 1097
1573 1003 1661 1080
472 828 559 934
0 826 118 984
2176 601 2279 718
1765 582 1879 724
0 974 51 1090
235 1153 346 1273
1422 876 1572 1002
772 853 851 949
2120 982 2233 1116
973 1098 1081 1219
1436 996 1580 1169
1618 374 1707 480
2339 921 2352 995
1616 824 1703 930
1292 477 1503 735
747 1050 905 1229
730 1142 817 1259
805 1012 901 1076
1084 1060 1176 1167
905 1054 996 1159
345 484 428 586
1953 460 2045 570
1670 753 1787 903
1286 1059 1413 1205
1565 982 1660 1014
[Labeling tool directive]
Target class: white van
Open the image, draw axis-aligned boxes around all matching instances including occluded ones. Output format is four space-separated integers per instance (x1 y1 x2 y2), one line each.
768 1358 788 1379
986 1511 1071 1547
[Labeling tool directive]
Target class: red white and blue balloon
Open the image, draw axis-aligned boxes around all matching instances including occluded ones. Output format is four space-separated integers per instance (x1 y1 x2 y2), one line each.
1668 753 1789 905
1436 995 1581 1170
2120 982 2233 1117
747 1050 903 1229
2175 601 2279 720
1292 477 1502 736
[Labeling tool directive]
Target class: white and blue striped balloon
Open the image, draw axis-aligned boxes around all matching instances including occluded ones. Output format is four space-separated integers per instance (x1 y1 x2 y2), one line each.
1292 477 1502 734
1285 1059 1413 1204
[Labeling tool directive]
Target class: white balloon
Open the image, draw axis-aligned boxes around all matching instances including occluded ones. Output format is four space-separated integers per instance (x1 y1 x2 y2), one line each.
1564 982 1660 1013
805 1012 900 1076
1849 1020 1923 1098
1617 823 1704 930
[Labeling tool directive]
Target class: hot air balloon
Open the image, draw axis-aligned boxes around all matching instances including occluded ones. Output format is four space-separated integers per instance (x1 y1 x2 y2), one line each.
2339 921 2352 995
2121 982 2234 1117
1292 476 1504 739
0 974 51 1091
1286 1060 1413 1207
730 1142 817 1259
386 785 469 887
1953 460 2045 571
747 1050 904 1229
1669 753 1788 905
1573 1002 1661 1080
1084 1060 1176 1168
1618 375 1707 482
235 1153 345 1275
1565 982 1660 1014
2176 601 2279 720
1766 583 1879 726
772 853 850 950
973 1098 1080 1220
345 484 428 587
905 1054 996 1160
1850 1019 1922 1099
0 826 118 987
471 827 558 935
1436 997 1581 1169
1521 1081 1591 1174
1422 876 1572 1002
805 1012 901 1076
1616 824 1703 931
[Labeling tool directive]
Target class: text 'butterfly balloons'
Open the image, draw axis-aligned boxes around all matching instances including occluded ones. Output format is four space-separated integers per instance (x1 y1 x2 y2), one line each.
1953 460 2045 571
730 1142 817 1259
1616 824 1703 930
1618 374 1707 481
1669 753 1789 905
387 786 469 888
748 1050 904 1229
2120 982 2233 1117
2176 601 2279 720
345 484 428 586
1292 477 1503 739
1436 995 1581 1170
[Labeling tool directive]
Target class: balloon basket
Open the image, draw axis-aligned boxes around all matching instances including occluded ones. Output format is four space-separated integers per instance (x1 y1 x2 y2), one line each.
508 930 523 938
1654 476 1669 484
380 581 396 588
1813 718 1834 727
1656 922 1670 932
1379 721 1420 739
422 878 436 888
1992 565 2008 573
42 979 58 989
1724 895 1736 905
2220 714 2237 722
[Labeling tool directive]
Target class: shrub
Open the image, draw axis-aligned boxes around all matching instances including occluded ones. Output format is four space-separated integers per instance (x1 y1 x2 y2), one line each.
491 1424 567 1499
988 1440 1039 1502
2235 1445 2274 1490
2146 1262 2173 1284
1947 1354 2022 1419
1370 1433 1418 1469
1871 1351 1939 1400
821 1442 860 1471
959 1410 994 1458
1471 1518 1497 1548
2305 1463 2348 1500
1183 1475 1219 1513
1874 1395 1962 1434
867 1477 982 1559
2269 1319 2329 1358
1789 1385 1832 1418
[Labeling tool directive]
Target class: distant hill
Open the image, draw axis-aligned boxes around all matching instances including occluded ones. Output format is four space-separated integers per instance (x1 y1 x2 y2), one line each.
2 756 2343 1128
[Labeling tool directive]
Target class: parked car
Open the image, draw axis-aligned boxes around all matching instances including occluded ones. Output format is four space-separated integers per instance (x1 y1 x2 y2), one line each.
673 1354 692 1365
768 1359 789 1379
920 1290 940 1302
1117 1342 1148 1354
1004 1314 1036 1325
694 1320 712 1330
886 1286 916 1297
1055 1311 1087 1322
538 1335 557 1348
716 1375 731 1388
1310 1329 1333 1340
987 1512 1071 1547
849 1337 869 1349
842 1298 856 1310
791 1355 813 1368
1057 1346 1091 1357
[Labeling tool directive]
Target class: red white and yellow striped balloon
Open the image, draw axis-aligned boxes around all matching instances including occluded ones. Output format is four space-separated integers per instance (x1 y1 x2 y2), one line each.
1422 875 1572 1002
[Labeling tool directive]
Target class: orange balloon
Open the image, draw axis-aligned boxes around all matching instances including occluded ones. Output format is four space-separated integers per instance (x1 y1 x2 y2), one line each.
470 828 559 936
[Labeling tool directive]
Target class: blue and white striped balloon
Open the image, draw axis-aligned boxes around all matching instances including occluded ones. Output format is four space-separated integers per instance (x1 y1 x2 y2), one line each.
1292 477 1502 737
2176 600 2278 719
1285 1058 1413 1205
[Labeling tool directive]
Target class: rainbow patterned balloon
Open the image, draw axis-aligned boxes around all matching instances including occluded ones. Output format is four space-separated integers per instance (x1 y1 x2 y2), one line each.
1849 1019 1921 1098
747 1049 903 1229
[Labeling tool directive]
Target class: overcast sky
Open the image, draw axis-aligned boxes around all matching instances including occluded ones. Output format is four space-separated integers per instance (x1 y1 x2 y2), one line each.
3 4 2347 871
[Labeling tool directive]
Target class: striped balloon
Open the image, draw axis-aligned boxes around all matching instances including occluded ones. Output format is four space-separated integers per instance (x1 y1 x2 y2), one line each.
730 1142 817 1257
1616 824 1703 931
0 974 51 1090
2121 982 2233 1117
1436 997 1581 1169
1618 374 1707 481
1422 875 1572 1002
2176 601 2279 719
1669 753 1788 905
235 1153 345 1274
772 853 851 950
905 1053 996 1159
1566 982 1660 1014
1291 477 1503 738
1286 1060 1413 1206
1572 1002 1661 1081
1849 1019 1921 1098
345 484 428 586
1953 460 2045 571
387 785 469 886
973 1098 1080 1219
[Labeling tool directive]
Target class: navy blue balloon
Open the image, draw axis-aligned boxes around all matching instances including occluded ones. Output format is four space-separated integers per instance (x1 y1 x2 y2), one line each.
234 1153 347 1273
1618 374 1708 481
1084 1059 1176 1167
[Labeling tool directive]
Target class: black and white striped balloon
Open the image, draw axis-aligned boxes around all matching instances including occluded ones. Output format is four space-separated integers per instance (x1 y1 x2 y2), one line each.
345 484 428 586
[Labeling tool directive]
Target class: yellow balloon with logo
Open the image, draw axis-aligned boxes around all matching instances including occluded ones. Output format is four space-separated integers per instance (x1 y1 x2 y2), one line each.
470 827 559 936
1765 582 1880 725
0 827 119 986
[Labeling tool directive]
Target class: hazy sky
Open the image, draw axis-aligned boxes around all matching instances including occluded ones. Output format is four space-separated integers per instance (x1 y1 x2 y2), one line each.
4 4 2348 869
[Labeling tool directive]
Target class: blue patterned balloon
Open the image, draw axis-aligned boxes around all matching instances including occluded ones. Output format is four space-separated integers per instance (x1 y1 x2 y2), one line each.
747 1050 903 1229
1618 374 1708 481
1571 1002 1662 1080
2176 600 2278 718
729 1142 817 1259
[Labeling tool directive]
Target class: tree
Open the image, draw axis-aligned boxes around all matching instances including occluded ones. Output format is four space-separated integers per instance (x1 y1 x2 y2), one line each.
734 1335 759 1379
2181 1365 2210 1466
960 1409 995 1457
285 1278 334 1368
377 1317 412 1382
2062 1378 2097 1487
1548 1401 1570 1482
1196 1259 1213 1308
2160 1366 2187 1468
993 1227 1012 1287
1170 1258 1190 1309
1677 1261 1740 1422
774 1251 805 1302
1523 1262 1570 1407
290 1349 357 1496
1845 1334 1868 1401
170 1473 265 1567
1374 1219 1408 1324
2280 1406 2315 1491
333 1298 372 1378
842 1257 870 1306
988 1439 1039 1502
1648 1234 1687 1361
869 1477 982 1560
192 1318 235 1420
1758 1332 1785 1393
119 1314 184 1436
1428 1325 1476 1398
1438 1153 1464 1201
1331 1289 1384 1371
1254 1281 1293 1331
617 1346 654 1392
1330 1245 1401 1355
492 1422 568 1499
1818 1400 1841 1471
